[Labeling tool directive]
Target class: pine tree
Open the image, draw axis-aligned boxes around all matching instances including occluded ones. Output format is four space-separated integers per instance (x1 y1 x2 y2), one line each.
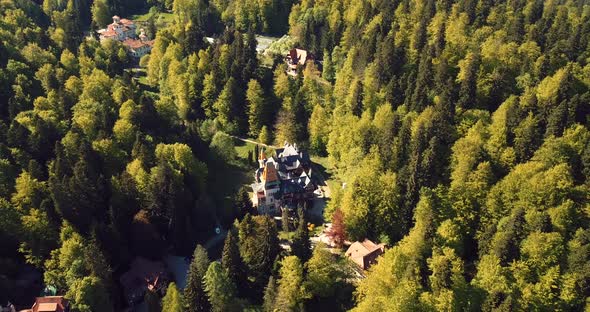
262 276 278 312
162 283 183 312
247 79 265 137
222 229 246 295
258 126 271 145
234 186 253 219
204 262 239 312
184 245 210 312
275 256 305 311
281 207 290 232
213 77 237 128
457 52 479 110
291 208 311 262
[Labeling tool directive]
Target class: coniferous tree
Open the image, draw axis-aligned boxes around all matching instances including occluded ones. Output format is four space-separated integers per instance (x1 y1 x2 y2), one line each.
222 229 246 295
234 186 253 219
247 79 266 137
184 245 210 312
162 283 183 312
204 262 239 312
281 207 290 232
262 276 278 312
291 207 311 262
275 256 305 311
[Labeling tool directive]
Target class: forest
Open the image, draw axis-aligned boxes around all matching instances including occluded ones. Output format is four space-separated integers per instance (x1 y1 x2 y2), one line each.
0 0 589 310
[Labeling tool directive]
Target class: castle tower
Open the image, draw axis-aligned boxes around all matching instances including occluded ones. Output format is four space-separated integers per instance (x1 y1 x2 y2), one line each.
258 147 266 168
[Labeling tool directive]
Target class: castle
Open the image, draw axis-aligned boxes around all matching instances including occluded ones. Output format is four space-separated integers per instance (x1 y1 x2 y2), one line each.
251 143 315 215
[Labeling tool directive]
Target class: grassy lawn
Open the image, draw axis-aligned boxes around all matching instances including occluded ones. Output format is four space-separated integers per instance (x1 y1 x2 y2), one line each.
234 138 275 161
311 155 340 194
234 139 258 162
279 231 296 240
130 10 174 23
129 8 175 31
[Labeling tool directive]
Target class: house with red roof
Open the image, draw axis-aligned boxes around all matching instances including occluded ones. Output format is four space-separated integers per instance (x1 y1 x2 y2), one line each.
345 239 385 270
20 296 69 312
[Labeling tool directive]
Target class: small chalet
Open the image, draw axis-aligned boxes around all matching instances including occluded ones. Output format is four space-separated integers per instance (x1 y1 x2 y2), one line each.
20 296 69 312
285 48 314 76
345 239 385 270
251 143 314 215
120 257 169 306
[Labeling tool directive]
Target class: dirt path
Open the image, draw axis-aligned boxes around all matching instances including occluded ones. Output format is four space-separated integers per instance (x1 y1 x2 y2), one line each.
226 134 279 149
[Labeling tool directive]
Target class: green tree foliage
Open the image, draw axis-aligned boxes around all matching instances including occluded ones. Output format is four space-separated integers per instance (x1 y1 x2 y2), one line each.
262 276 278 312
247 79 266 137
162 282 184 312
275 256 305 312
234 186 253 219
185 245 210 312
91 0 111 28
204 261 239 312
291 208 311 262
238 214 280 293
210 132 237 162
305 244 346 299
1 0 590 309
222 228 246 295
44 223 113 311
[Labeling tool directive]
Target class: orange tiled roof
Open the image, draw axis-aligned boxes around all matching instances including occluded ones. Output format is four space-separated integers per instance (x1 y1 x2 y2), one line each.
120 18 134 25
122 38 150 49
30 296 68 312
101 29 117 37
262 163 279 183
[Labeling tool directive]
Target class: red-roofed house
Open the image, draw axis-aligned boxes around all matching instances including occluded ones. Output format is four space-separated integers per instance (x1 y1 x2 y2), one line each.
345 239 385 270
20 296 69 312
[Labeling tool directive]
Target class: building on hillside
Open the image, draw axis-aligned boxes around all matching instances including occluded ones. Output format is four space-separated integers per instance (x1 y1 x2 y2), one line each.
285 48 314 76
98 16 137 42
251 143 315 215
345 239 385 270
97 16 154 58
122 29 154 58
120 257 169 306
20 296 69 312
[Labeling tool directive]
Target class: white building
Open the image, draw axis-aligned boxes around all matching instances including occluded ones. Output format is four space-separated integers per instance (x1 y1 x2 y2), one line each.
98 16 137 42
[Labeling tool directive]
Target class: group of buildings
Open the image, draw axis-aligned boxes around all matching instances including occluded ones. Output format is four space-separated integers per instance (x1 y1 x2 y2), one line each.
97 15 154 58
250 143 385 270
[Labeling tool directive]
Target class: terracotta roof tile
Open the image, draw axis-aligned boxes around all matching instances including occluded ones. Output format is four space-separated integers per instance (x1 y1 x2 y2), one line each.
262 163 279 183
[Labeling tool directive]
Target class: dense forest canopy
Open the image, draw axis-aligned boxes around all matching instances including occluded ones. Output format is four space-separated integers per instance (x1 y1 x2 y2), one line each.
0 0 589 310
